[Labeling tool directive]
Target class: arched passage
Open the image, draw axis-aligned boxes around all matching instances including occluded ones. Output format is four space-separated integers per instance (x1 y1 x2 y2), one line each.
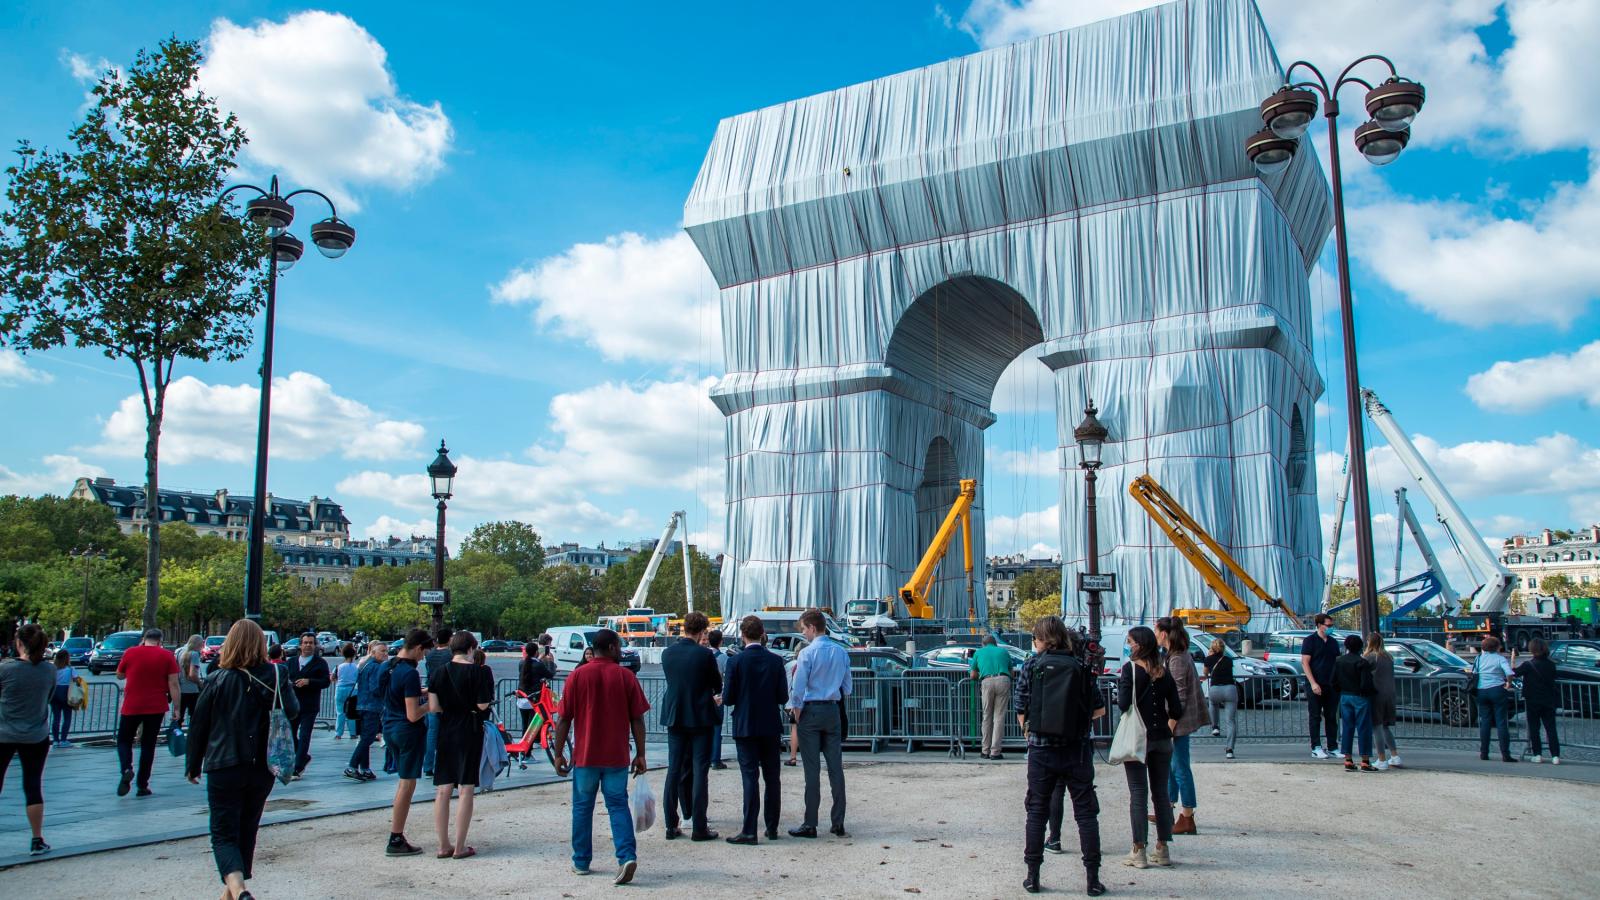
886 276 1045 408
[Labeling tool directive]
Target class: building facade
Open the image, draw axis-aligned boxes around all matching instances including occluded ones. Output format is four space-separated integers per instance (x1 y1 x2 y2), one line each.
544 543 637 576
1501 526 1600 593
984 553 1063 608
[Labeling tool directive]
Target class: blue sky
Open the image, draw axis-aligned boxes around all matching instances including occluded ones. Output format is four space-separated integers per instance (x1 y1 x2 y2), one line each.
1 1 1596 592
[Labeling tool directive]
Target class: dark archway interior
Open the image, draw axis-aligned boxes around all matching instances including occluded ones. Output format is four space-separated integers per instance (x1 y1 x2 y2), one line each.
916 436 962 606
886 275 1046 408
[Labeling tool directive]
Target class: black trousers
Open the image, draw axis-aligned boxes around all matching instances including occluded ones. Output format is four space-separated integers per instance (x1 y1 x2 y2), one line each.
293 699 320 774
1024 742 1100 870
1307 687 1339 748
664 726 713 833
1526 702 1561 757
176 692 199 727
797 701 846 830
0 739 50 806
734 735 782 836
116 713 164 788
348 710 381 771
1124 738 1174 845
206 762 275 882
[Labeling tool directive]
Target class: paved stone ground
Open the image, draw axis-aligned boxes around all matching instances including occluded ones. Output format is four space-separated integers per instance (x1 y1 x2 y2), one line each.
4 746 1596 898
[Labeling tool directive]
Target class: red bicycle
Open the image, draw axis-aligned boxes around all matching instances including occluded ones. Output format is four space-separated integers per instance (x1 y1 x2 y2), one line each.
502 682 573 771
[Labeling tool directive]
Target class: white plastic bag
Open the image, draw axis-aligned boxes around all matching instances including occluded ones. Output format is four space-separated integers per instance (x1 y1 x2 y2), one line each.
1107 663 1149 766
630 775 657 833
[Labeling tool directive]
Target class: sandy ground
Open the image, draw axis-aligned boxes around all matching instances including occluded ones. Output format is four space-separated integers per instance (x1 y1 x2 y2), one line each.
7 758 1592 899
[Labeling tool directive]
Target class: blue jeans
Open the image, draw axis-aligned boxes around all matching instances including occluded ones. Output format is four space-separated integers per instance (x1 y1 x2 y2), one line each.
1478 686 1511 758
423 712 440 774
348 710 381 771
1339 694 1373 759
571 766 635 870
333 684 355 737
1165 734 1196 809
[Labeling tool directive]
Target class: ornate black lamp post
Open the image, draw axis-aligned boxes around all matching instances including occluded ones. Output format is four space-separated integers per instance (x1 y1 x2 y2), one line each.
1074 402 1110 645
1245 57 1425 636
221 176 355 621
427 441 457 632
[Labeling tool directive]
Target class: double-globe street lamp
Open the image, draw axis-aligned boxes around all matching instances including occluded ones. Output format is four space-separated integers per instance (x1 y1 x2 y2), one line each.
219 176 356 620
1073 402 1110 647
1244 58 1426 636
426 441 458 632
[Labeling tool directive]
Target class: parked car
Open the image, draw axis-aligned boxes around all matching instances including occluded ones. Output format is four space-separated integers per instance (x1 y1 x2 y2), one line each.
1093 624 1277 706
316 632 342 655
1258 629 1361 700
388 637 406 654
1546 640 1600 717
764 633 810 663
480 639 512 653
88 631 143 675
280 637 301 654
847 647 915 675
60 636 94 667
505 640 526 653
545 626 641 673
199 635 228 663
920 643 1030 670
1382 637 1480 728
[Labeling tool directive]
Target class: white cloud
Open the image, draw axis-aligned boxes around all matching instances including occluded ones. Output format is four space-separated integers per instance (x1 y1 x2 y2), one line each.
491 231 718 365
987 504 1061 556
0 454 104 496
97 372 424 464
1465 340 1600 412
199 11 451 211
991 347 1054 413
60 50 111 84
0 349 53 386
1502 0 1600 151
992 446 1058 477
1364 431 1600 500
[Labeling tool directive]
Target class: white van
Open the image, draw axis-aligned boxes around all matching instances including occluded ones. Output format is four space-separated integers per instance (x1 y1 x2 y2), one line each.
544 625 641 673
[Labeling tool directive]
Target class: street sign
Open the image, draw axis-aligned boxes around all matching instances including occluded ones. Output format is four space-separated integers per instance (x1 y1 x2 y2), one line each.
1077 573 1117 593
417 589 448 605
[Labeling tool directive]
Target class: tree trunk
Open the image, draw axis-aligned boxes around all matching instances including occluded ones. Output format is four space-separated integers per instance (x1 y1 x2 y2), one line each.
141 395 165 630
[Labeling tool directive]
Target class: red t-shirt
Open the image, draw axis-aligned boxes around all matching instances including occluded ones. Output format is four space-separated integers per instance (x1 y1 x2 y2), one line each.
562 657 649 769
118 644 178 715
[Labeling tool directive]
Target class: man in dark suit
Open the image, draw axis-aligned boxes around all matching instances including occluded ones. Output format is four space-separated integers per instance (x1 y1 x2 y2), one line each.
721 615 789 844
660 611 722 840
285 631 331 778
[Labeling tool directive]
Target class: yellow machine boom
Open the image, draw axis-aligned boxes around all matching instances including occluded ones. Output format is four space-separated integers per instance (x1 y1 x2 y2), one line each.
1128 474 1303 632
899 478 977 620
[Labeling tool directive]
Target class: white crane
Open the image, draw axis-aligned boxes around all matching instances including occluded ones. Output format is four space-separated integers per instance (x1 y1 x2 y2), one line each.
630 510 696 613
1320 445 1351 611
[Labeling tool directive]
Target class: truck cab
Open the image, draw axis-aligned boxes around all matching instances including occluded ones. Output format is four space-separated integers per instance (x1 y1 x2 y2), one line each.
844 597 898 633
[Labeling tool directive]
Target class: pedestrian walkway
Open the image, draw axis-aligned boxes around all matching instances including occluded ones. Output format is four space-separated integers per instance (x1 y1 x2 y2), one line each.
0 725 666 869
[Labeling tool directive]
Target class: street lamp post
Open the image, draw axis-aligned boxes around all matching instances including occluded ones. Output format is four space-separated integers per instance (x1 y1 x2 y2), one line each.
219 176 356 621
427 441 458 632
1073 402 1110 646
1245 59 1426 636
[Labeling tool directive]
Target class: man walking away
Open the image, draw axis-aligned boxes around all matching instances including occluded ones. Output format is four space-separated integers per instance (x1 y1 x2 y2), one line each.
345 640 388 781
285 632 330 779
971 634 1015 760
382 629 434 856
115 628 179 797
1300 614 1341 758
421 627 452 778
722 615 789 844
787 608 852 838
661 611 722 841
1015 616 1105 896
707 629 730 770
553 628 648 885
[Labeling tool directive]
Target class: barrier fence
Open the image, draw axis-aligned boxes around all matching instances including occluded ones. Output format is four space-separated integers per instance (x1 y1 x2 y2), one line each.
494 669 1600 763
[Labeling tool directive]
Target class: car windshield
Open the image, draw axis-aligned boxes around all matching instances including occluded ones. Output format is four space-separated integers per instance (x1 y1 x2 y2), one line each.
1409 642 1468 669
63 638 92 649
206 637 226 646
845 600 877 616
104 634 139 650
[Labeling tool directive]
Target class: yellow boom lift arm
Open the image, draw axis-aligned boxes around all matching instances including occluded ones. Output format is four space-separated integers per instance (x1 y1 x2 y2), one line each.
1128 474 1303 632
899 479 977 620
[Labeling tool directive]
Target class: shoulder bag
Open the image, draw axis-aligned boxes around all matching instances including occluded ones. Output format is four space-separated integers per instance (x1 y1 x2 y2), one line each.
1107 664 1150 765
247 666 297 784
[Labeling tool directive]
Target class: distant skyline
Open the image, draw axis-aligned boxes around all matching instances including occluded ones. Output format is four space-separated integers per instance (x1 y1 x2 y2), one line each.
3 1 1597 596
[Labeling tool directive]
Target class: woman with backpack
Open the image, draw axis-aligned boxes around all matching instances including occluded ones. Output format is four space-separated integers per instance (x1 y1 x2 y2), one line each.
0 624 56 856
1117 626 1183 870
50 649 77 749
186 618 300 900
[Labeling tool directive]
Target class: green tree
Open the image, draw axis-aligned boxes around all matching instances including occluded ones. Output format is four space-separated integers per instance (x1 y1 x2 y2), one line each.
1016 594 1061 630
0 494 133 563
0 39 265 630
460 521 545 576
498 582 583 642
347 587 428 637
1540 574 1580 599
539 563 603 619
1327 581 1394 632
1012 569 1060 605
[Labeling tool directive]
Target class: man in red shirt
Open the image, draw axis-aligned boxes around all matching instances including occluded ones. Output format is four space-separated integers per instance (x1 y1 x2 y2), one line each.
115 628 180 797
553 628 648 885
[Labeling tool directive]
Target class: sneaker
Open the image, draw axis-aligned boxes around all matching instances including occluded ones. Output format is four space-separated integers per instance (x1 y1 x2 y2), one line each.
30 837 50 856
344 768 365 781
1225 749 1234 759
1122 846 1147 869
58 740 74 749
386 836 422 857
136 786 153 797
1210 727 1221 737
117 769 134 797
361 769 378 781
572 863 591 875
1043 840 1064 855
1312 747 1329 759
291 773 303 782
615 858 637 885
1148 842 1172 867
1552 757 1561 765
1373 759 1389 771
1529 754 1542 763
1388 755 1403 769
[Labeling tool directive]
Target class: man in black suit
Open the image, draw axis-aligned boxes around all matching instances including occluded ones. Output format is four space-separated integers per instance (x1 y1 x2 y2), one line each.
660 611 722 840
721 615 789 844
285 631 331 779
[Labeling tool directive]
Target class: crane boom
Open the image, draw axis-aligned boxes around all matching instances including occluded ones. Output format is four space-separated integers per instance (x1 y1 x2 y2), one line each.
1361 388 1513 614
1320 447 1351 609
899 479 977 620
1129 475 1303 631
1395 488 1461 614
630 511 686 610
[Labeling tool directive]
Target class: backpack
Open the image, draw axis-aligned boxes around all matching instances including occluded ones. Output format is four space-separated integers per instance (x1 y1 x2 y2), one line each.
1027 651 1094 741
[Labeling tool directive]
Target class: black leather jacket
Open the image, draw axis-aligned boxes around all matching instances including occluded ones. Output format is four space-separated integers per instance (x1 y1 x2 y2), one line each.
186 663 301 777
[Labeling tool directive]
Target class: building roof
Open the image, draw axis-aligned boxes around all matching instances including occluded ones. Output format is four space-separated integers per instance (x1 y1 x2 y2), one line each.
79 477 351 527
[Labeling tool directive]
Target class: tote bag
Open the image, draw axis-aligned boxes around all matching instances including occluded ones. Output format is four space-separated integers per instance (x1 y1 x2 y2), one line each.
247 666 297 784
1107 665 1150 765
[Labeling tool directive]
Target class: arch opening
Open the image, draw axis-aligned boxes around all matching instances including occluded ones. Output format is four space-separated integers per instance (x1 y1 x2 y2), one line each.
886 275 1045 409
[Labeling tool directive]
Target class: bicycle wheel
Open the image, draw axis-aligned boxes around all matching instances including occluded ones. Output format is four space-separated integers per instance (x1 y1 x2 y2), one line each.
544 716 575 770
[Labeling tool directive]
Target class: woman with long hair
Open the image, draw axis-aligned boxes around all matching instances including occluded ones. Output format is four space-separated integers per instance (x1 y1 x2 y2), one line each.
430 631 494 859
1363 634 1400 769
0 624 56 855
333 642 359 740
1516 638 1561 764
186 618 300 900
1154 619 1206 835
176 634 205 728
1117 625 1182 870
50 649 76 749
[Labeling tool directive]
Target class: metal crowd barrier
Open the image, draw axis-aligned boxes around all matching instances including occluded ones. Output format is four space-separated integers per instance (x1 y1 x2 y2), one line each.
64 682 123 739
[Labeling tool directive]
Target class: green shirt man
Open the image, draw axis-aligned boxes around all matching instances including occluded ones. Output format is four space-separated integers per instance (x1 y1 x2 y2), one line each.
970 643 1014 680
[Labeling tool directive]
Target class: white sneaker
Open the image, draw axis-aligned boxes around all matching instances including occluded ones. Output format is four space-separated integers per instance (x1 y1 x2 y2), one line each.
1530 754 1543 763
1373 759 1389 770
1312 747 1330 759
1552 757 1561 765
1388 756 1403 769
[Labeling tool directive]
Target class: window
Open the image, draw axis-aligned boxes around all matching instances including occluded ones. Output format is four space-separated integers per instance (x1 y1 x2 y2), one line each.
1527 578 1538 588
1507 554 1521 564
569 634 585 650
1579 551 1592 561
1562 645 1600 668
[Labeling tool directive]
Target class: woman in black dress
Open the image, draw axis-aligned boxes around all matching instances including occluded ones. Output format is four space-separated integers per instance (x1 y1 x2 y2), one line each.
430 631 493 859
